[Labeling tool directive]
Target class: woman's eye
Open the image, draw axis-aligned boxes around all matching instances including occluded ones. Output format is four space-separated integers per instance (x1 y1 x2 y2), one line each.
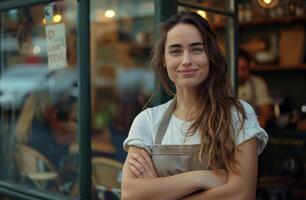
192 48 204 54
169 49 181 56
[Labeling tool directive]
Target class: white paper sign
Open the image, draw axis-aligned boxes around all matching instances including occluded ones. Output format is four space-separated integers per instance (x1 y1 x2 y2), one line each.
46 23 68 71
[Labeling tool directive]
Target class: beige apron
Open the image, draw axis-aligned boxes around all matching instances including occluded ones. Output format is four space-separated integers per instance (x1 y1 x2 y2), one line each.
151 98 209 177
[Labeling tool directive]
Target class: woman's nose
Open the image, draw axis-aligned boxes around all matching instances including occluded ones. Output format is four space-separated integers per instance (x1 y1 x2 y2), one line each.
182 51 192 66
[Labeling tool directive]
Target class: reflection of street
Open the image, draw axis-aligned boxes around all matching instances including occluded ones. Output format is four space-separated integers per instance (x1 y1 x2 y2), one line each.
0 64 77 110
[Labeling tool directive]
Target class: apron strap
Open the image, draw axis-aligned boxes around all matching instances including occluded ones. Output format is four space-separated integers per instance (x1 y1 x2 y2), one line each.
155 97 176 145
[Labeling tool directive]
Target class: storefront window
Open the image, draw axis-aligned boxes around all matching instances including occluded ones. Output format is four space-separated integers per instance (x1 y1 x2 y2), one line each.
0 0 155 198
89 0 155 198
0 0 79 198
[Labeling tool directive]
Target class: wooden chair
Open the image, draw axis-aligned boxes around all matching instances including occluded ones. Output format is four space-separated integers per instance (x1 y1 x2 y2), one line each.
92 157 123 200
14 143 60 190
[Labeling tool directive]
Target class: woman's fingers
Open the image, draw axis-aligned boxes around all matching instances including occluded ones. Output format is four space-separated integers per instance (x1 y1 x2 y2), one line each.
129 156 145 173
131 153 151 172
129 151 158 178
140 150 158 177
140 150 152 167
129 164 143 178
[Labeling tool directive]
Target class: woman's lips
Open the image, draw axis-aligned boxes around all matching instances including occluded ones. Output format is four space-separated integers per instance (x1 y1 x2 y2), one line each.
177 68 198 75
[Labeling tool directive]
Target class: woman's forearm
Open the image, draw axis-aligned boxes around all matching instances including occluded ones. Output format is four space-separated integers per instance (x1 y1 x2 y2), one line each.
122 169 228 200
182 182 255 200
122 170 205 200
182 139 259 200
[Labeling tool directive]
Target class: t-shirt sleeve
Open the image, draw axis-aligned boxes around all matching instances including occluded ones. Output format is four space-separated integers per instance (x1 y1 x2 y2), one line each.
233 101 269 155
123 110 153 154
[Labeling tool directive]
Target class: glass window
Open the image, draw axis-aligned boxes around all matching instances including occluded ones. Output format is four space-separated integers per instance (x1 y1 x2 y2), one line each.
0 0 79 198
90 0 155 198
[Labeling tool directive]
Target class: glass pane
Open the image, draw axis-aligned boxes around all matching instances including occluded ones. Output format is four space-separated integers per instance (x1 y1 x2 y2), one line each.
90 0 155 198
178 0 230 12
0 1 79 198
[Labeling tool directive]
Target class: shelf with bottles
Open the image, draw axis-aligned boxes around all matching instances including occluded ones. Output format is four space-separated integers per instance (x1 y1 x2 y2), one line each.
213 15 306 31
212 0 306 30
239 15 306 28
251 64 306 72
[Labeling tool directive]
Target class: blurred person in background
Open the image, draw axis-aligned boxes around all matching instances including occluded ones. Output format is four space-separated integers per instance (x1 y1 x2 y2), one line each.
238 49 273 128
15 92 77 168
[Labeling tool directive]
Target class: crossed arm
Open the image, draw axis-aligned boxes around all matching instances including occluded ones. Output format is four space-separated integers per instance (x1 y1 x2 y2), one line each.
121 138 258 200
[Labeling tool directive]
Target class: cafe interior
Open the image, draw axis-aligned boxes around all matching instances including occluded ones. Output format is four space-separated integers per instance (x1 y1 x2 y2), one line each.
0 0 306 200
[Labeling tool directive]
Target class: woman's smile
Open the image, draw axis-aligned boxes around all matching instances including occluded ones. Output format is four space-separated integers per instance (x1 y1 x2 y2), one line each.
177 68 199 77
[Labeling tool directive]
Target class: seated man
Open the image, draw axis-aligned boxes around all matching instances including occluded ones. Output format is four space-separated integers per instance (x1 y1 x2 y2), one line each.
238 49 273 128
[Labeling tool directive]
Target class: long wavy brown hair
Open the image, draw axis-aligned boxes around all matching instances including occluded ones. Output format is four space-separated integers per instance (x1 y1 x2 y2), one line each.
151 11 246 172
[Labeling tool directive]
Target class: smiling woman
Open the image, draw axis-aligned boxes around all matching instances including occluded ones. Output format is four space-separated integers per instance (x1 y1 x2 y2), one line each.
121 11 268 200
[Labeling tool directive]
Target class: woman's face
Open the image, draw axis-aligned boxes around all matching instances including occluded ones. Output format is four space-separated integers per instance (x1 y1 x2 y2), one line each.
164 23 209 89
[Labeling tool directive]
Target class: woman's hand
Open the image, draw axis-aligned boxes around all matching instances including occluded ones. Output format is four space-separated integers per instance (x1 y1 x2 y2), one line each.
128 149 159 178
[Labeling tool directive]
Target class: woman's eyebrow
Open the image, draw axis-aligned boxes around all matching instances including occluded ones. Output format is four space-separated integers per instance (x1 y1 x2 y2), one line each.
167 42 204 49
190 42 204 47
168 44 182 49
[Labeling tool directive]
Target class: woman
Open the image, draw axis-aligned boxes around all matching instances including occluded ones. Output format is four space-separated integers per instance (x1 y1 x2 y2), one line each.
121 12 268 200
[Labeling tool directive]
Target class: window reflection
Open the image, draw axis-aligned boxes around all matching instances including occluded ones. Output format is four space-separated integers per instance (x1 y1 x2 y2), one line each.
90 0 155 198
0 0 155 199
0 0 79 197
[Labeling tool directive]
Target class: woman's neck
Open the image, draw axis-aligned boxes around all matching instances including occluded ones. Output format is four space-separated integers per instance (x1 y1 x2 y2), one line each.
174 88 197 121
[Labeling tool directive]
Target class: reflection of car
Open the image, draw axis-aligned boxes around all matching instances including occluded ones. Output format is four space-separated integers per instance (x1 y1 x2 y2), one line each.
0 64 77 110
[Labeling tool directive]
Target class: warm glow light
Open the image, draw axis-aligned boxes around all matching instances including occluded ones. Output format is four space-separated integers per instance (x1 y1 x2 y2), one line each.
197 10 207 19
105 10 116 18
42 14 62 24
258 0 278 8
263 0 272 4
53 15 62 23
33 46 41 54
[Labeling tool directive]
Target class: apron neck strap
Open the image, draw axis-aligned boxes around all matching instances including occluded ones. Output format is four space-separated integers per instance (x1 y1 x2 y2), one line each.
155 97 176 145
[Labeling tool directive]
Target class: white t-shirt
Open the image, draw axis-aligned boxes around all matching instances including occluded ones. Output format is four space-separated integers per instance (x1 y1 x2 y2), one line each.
123 99 268 155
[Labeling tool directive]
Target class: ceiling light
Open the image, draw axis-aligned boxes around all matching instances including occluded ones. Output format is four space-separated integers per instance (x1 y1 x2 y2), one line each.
258 0 279 8
53 14 62 23
105 10 116 18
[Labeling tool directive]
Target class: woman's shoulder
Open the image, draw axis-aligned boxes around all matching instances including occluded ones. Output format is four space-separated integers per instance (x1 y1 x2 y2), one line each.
138 98 174 121
231 99 258 127
237 99 256 114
